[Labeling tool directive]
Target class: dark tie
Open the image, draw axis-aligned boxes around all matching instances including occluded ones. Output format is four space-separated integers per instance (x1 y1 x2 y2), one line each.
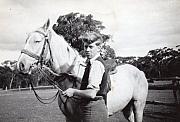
80 60 91 90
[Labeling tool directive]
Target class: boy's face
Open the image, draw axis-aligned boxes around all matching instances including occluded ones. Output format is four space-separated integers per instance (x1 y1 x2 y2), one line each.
84 40 101 59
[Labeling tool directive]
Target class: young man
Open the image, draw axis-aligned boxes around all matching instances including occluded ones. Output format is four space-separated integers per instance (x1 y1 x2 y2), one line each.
63 32 108 122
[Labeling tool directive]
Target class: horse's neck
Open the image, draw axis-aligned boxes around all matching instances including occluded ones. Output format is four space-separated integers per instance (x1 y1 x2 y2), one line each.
49 31 85 78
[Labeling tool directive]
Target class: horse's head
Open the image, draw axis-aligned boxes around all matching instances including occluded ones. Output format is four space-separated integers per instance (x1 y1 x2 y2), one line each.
17 19 52 74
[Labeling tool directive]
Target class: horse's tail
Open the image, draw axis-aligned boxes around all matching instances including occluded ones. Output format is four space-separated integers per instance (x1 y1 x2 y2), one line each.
135 70 148 99
122 70 148 122
139 71 148 92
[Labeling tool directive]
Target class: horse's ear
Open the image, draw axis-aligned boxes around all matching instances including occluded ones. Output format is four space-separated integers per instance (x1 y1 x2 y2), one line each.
43 19 50 31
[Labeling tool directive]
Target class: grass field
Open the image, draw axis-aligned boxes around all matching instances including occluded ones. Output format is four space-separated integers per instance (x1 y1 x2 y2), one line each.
0 88 178 122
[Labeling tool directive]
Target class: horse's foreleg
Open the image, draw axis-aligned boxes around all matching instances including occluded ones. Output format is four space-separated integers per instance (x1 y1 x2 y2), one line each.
123 108 134 122
127 111 134 122
133 100 146 122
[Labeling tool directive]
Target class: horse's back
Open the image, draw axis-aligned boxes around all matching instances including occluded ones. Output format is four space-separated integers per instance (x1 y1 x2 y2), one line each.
111 64 147 86
116 64 148 100
110 64 145 88
107 64 148 113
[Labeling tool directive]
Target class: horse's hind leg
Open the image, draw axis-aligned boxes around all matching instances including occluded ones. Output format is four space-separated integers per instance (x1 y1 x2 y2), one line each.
132 71 148 122
122 100 134 122
133 99 146 122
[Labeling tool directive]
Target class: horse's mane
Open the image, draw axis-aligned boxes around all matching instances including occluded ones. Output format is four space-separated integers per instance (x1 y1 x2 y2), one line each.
49 28 81 66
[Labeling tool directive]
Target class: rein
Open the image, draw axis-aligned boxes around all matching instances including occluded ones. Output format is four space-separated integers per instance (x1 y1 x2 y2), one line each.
29 67 60 104
30 66 80 105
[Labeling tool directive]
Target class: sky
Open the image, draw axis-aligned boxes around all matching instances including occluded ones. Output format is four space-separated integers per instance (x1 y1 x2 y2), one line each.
0 0 180 63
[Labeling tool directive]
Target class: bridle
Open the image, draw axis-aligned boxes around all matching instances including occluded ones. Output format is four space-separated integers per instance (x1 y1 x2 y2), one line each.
20 30 61 104
20 30 81 105
21 30 53 67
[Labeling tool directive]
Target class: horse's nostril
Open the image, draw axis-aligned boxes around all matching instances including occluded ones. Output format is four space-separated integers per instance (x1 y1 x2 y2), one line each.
19 62 25 71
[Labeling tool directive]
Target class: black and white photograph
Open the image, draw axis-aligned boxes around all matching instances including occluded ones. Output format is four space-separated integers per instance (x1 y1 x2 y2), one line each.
0 0 179 122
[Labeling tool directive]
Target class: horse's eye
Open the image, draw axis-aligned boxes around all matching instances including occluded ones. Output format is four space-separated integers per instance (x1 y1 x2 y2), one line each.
35 40 41 43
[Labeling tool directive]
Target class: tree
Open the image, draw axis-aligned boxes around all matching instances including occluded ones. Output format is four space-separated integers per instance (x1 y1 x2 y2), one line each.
53 12 109 52
101 45 116 60
135 46 180 78
116 56 136 65
165 47 180 77
136 56 157 78
114 46 180 78
0 66 12 89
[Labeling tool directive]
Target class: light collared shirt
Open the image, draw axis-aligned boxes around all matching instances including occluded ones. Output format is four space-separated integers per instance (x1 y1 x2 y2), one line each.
86 54 105 91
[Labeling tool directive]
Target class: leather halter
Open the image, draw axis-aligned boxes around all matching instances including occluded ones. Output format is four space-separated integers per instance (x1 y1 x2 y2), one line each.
21 30 53 66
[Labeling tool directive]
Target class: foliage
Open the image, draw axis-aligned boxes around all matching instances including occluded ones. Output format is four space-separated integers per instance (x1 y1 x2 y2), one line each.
145 47 180 77
1 60 17 66
53 12 110 52
101 45 116 60
0 66 12 89
115 46 180 79
0 62 50 89
116 56 136 65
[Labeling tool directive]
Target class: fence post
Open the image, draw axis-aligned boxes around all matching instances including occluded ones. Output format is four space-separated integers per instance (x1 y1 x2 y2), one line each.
18 85 21 91
176 80 180 121
177 80 180 104
172 79 180 121
9 73 14 89
172 79 180 104
29 85 32 91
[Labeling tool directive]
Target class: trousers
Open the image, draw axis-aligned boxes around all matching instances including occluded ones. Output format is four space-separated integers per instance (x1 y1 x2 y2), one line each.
79 99 108 122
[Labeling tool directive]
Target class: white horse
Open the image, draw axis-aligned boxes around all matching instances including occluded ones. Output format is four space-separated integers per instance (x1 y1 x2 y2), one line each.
17 19 148 122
